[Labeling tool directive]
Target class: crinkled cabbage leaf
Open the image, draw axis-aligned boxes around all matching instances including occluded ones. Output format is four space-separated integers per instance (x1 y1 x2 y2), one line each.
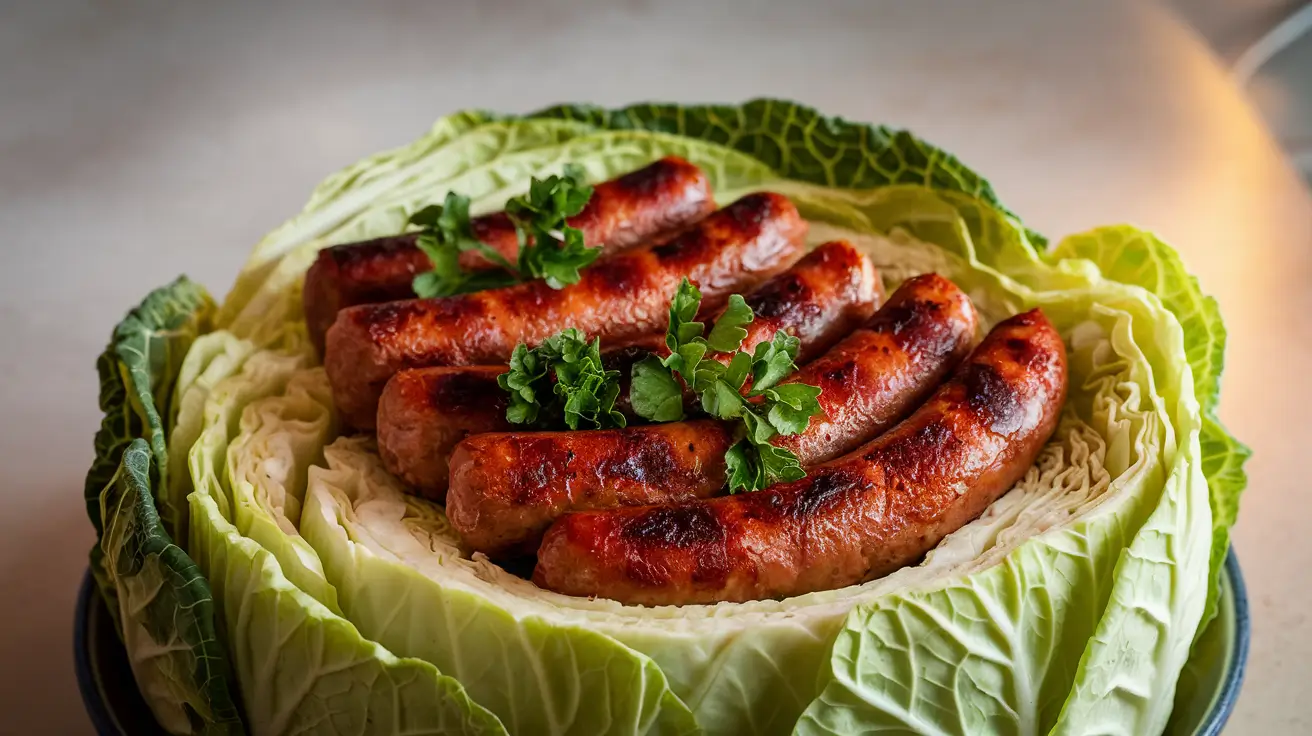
85 278 243 734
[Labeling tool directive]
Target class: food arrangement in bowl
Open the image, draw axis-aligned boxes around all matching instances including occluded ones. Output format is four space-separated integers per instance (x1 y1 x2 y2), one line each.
81 99 1249 735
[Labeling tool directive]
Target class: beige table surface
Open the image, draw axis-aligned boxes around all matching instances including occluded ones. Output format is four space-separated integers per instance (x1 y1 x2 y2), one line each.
2 1 1308 733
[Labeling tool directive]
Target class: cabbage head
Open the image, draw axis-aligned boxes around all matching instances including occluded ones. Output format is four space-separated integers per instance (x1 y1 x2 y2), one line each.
84 100 1247 736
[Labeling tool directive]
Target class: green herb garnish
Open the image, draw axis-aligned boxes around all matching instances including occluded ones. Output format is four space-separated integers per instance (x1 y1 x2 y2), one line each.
409 192 519 298
631 279 824 493
497 328 625 430
505 163 599 288
409 165 598 298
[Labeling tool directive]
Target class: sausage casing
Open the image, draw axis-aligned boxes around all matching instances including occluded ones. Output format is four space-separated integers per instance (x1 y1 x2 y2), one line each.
326 192 807 429
304 156 715 353
533 309 1068 605
377 240 882 499
446 273 976 557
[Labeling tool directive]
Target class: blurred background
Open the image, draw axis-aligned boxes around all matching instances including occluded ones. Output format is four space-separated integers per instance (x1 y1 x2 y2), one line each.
1169 0 1311 181
1 1 1308 733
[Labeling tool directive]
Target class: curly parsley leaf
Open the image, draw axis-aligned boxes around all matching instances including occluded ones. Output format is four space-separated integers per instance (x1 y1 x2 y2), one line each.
520 224 602 289
664 278 706 353
630 355 686 422
631 279 824 492
506 164 601 288
725 440 807 494
497 328 625 430
499 343 551 425
409 165 599 298
748 331 802 394
705 295 753 352
762 383 825 436
409 193 519 298
506 164 594 229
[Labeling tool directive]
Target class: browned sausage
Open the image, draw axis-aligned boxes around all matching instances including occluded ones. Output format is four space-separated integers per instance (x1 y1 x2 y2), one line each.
304 156 716 353
533 309 1067 605
326 192 808 429
446 273 977 557
376 240 883 500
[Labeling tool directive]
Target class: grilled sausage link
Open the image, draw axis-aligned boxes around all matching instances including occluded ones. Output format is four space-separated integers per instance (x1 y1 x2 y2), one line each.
446 273 977 558
534 309 1067 605
377 240 882 500
326 192 807 429
304 156 715 353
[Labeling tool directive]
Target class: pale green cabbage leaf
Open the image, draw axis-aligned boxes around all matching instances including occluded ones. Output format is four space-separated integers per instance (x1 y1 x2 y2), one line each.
176 334 505 735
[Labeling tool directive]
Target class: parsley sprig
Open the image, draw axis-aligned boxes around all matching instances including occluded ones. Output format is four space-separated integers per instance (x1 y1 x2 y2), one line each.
409 193 519 298
630 279 824 493
497 328 625 430
409 165 598 298
505 164 599 288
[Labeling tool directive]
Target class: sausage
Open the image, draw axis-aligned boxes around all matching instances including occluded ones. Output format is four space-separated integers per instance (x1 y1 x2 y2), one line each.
326 192 808 429
376 349 651 504
712 238 883 364
533 309 1067 605
446 273 977 557
376 240 883 499
377 364 509 502
304 156 716 353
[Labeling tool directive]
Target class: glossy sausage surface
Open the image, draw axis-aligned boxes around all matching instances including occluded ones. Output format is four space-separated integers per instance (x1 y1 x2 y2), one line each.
377 240 882 499
304 156 715 353
377 346 656 503
446 273 976 557
326 192 807 429
534 309 1067 604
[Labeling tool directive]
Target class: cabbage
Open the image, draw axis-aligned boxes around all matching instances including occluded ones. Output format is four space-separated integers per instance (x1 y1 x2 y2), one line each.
176 336 503 735
85 278 243 734
83 99 1247 735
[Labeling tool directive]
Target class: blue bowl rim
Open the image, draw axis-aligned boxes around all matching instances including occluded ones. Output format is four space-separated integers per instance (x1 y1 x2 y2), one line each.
73 568 130 736
1196 548 1250 736
73 548 1253 735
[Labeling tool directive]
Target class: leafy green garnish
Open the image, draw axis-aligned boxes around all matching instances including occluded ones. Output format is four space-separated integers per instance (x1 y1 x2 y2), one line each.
506 163 599 288
629 355 686 422
409 165 598 298
497 328 625 430
705 295 753 352
409 192 518 298
634 278 823 493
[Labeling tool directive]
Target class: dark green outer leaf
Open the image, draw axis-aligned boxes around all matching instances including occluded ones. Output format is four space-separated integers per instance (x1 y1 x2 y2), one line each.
86 276 214 541
524 98 1043 247
84 276 244 734
101 440 244 734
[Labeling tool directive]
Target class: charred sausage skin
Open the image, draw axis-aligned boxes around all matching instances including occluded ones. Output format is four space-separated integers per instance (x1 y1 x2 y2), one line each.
376 241 882 499
726 239 883 364
533 309 1067 605
376 364 510 501
376 345 659 503
446 273 976 558
326 192 807 429
773 273 975 464
304 156 715 353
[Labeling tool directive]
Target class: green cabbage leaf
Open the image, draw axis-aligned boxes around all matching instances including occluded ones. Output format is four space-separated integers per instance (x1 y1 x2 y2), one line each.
85 277 243 734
